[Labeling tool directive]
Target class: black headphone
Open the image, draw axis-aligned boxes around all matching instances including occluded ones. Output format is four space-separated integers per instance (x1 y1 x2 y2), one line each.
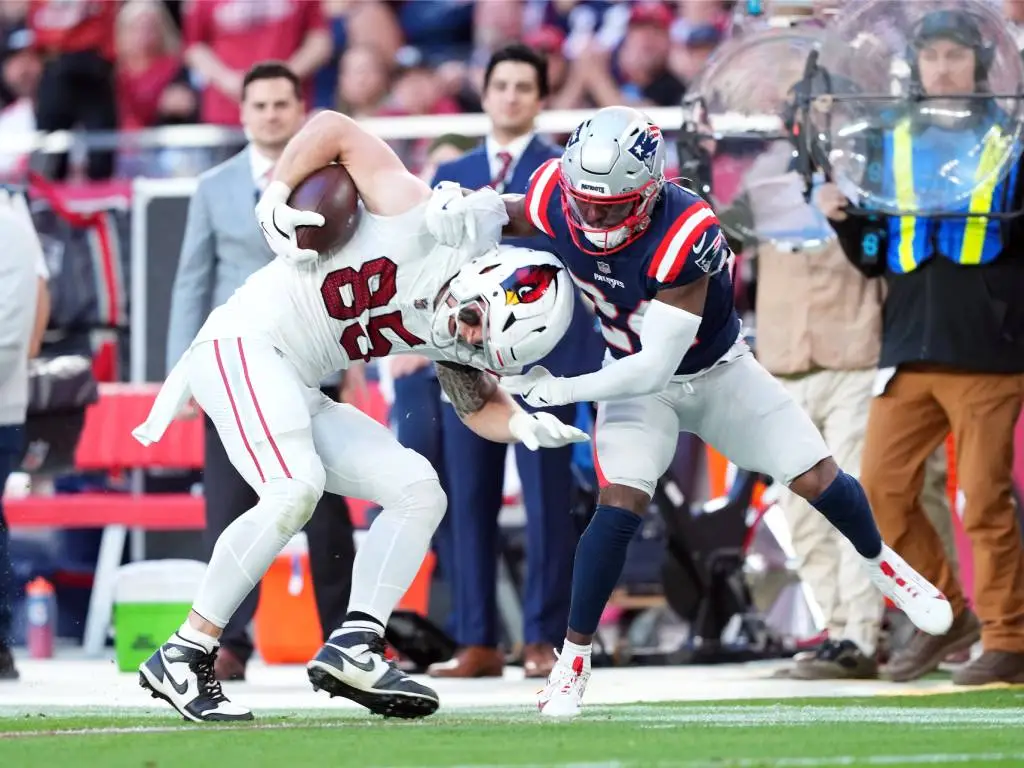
907 9 996 85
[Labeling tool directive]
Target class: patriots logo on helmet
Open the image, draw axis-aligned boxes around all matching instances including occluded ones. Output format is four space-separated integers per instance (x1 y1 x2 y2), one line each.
566 122 585 148
503 265 560 306
627 126 661 173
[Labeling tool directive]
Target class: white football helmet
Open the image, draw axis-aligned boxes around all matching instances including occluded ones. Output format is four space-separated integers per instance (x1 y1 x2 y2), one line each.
560 105 667 255
431 246 574 373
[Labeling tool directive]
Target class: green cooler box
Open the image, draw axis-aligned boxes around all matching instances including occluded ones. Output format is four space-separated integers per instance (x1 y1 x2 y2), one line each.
113 559 207 672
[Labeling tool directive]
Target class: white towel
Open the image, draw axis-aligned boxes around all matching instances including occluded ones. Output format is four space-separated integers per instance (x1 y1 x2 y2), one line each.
131 351 193 446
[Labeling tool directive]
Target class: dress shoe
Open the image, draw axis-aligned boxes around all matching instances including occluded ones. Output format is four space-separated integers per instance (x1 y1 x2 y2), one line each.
952 650 1024 686
882 610 980 682
213 645 247 681
427 646 504 678
522 643 556 679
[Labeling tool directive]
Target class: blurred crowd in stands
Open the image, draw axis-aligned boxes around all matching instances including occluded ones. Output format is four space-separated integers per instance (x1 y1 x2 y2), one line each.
0 0 736 180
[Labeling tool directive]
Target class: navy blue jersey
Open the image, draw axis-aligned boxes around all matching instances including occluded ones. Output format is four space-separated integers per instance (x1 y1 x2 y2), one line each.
524 159 741 375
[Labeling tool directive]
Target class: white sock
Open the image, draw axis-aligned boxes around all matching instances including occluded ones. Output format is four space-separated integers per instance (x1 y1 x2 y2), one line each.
177 621 219 653
329 619 384 641
345 479 445 629
561 639 593 661
191 479 317 628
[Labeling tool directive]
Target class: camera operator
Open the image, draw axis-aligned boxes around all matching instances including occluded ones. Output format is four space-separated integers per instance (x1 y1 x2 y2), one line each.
818 9 1024 685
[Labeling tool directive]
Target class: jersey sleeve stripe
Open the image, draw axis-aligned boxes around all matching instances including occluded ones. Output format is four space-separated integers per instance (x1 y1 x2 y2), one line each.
663 211 716 284
648 203 716 284
525 159 560 237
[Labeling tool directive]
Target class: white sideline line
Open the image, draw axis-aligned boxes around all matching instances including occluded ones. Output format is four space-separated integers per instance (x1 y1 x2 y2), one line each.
443 758 1024 768
3 705 1024 737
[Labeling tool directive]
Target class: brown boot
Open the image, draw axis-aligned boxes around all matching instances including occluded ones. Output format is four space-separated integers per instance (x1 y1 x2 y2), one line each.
952 650 1024 686
790 639 879 680
522 643 556 679
213 646 247 682
883 610 981 683
427 646 504 678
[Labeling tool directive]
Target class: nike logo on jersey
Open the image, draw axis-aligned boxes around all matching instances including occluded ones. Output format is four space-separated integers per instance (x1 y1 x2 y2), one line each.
329 645 378 673
691 232 708 255
159 648 191 695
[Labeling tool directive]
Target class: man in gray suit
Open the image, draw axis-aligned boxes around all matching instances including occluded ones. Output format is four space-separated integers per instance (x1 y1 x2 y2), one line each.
166 61 358 681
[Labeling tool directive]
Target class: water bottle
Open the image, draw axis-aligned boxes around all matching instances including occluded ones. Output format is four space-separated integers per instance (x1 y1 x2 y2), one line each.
25 577 56 659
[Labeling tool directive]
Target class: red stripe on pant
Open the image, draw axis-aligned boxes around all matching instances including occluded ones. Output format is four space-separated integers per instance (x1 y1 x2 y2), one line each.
235 339 292 480
214 339 266 483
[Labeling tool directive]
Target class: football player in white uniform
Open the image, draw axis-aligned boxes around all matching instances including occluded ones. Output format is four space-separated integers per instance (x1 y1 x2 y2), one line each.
132 110 586 723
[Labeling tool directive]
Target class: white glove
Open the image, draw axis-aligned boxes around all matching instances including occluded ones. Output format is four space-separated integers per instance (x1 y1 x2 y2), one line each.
425 181 479 247
500 366 575 408
255 181 325 265
508 410 589 451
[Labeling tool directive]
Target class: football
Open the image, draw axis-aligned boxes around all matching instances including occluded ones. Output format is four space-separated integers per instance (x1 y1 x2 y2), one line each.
287 163 360 255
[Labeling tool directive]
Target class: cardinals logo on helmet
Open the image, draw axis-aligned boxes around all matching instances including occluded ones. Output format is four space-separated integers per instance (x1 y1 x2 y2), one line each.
503 264 560 306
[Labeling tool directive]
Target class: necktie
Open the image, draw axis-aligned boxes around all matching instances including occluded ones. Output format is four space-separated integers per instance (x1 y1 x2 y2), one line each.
255 167 273 202
492 151 514 193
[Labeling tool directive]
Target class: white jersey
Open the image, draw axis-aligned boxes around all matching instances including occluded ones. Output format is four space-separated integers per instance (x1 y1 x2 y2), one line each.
193 200 478 386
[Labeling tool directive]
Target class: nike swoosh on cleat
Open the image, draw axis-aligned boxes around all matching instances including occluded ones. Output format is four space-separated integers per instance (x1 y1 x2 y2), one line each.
160 650 191 695
331 647 378 673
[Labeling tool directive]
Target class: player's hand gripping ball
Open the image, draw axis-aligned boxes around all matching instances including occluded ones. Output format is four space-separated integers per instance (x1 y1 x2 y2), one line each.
256 164 360 265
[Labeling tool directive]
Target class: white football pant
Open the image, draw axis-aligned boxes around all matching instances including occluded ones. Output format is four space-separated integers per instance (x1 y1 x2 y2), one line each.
185 337 445 630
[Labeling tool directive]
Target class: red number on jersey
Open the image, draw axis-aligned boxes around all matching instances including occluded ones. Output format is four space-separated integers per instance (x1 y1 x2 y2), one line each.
320 257 425 362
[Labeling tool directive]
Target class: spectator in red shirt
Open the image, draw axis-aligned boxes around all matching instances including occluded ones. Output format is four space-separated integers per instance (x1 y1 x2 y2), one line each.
115 0 197 130
28 0 118 180
183 0 333 126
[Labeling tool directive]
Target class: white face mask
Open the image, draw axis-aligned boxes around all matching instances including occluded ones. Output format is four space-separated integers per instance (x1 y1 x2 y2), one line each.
582 225 630 250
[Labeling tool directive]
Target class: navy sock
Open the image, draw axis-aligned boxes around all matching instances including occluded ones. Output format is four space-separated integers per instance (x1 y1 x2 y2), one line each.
810 471 883 558
568 504 643 636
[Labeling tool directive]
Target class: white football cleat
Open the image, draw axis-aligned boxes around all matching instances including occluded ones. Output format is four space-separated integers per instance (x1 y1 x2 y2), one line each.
139 633 253 722
538 652 590 719
866 544 954 635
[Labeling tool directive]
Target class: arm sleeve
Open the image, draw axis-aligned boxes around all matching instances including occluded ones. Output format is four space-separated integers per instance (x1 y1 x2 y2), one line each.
562 299 701 402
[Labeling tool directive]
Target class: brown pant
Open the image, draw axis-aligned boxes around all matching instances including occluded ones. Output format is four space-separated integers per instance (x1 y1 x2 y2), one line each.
861 368 1024 652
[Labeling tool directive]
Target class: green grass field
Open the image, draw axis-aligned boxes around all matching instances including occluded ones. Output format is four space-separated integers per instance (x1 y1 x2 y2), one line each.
2 691 1023 768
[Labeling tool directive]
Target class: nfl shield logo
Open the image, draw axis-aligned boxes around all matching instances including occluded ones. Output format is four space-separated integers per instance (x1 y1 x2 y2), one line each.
597 261 610 274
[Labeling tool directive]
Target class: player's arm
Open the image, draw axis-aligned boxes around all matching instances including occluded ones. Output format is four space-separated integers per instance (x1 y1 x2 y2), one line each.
501 194 543 238
435 362 587 450
436 362 522 442
271 110 428 216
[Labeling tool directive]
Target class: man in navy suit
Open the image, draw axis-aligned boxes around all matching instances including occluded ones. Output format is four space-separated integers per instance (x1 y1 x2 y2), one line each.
426 44 604 679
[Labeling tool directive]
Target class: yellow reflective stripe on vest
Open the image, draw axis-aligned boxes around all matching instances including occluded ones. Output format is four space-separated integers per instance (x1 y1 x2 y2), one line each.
960 126 1005 265
893 122 918 273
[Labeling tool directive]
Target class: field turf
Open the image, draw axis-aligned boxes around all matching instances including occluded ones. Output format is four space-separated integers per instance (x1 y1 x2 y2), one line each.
2 690 1023 768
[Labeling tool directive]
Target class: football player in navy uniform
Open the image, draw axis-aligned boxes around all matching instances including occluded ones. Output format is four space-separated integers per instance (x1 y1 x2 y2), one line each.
428 105 955 717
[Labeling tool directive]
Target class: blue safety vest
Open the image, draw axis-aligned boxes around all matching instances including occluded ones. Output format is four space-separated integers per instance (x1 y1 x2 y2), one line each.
883 118 1020 274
